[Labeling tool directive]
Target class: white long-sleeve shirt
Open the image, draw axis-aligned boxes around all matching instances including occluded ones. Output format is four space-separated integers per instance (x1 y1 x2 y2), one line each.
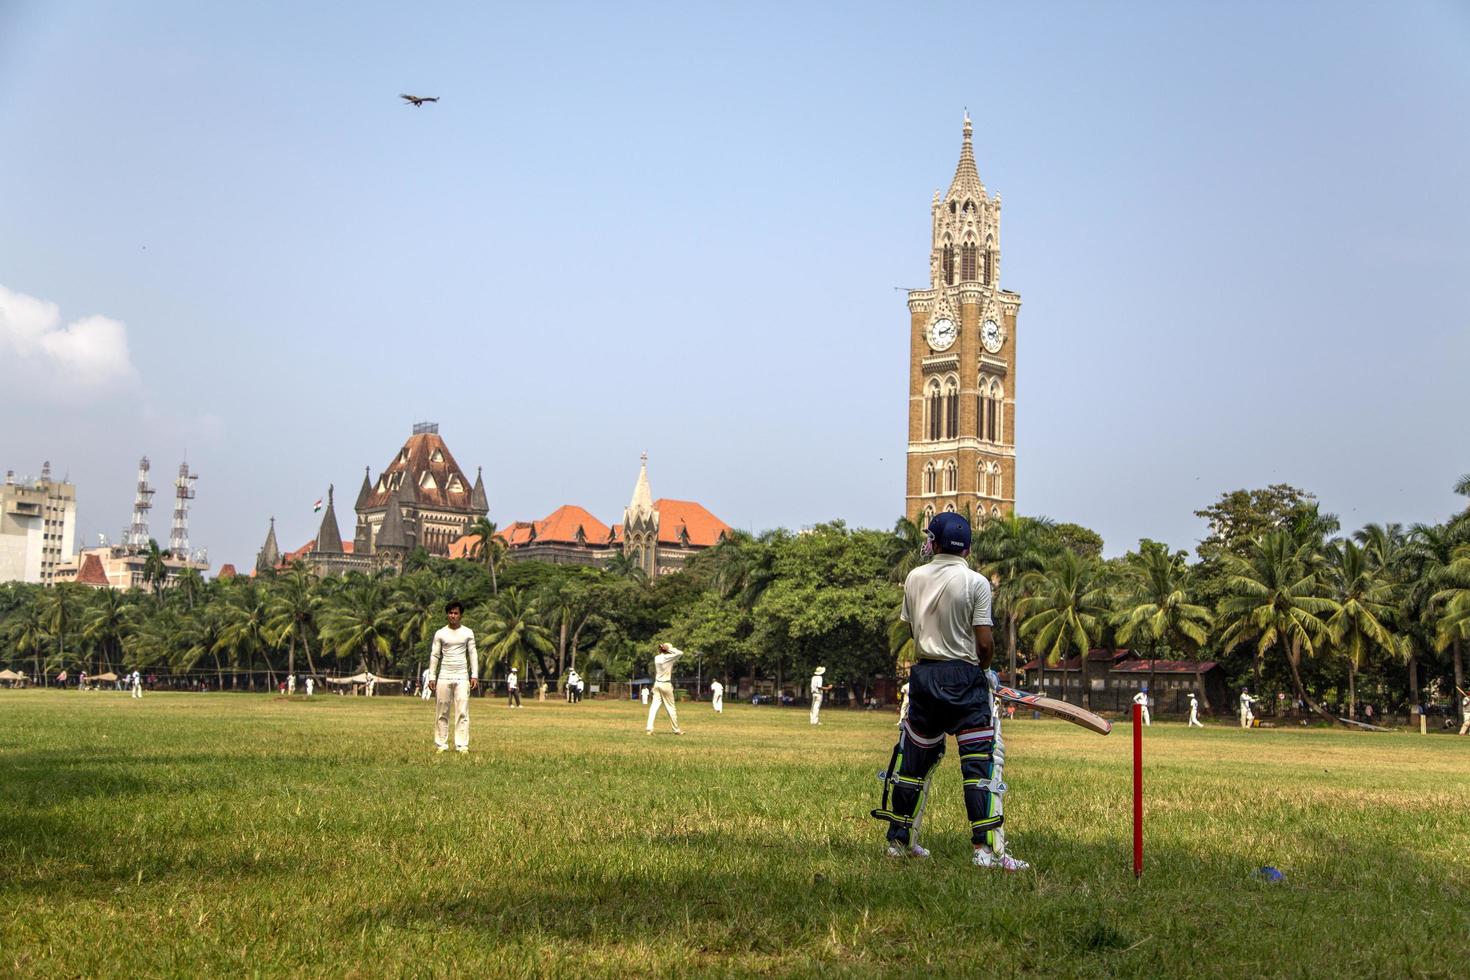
429 626 478 680
653 646 685 684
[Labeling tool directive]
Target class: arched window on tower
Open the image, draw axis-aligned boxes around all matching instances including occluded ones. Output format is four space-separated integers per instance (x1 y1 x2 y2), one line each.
923 462 936 495
983 236 994 285
944 379 959 440
942 243 955 286
993 465 1004 500
923 505 936 525
961 242 977 282
944 502 957 514
945 459 957 493
991 381 1005 443
926 380 943 441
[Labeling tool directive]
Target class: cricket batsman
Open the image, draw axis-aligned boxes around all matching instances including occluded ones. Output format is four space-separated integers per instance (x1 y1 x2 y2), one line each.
872 512 1027 871
1239 688 1257 729
1459 689 1469 736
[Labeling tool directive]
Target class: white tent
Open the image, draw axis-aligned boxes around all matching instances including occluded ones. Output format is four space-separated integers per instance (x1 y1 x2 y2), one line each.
325 673 397 686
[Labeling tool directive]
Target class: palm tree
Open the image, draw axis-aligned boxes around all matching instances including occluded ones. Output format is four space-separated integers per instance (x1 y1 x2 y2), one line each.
141 539 172 601
318 576 396 674
464 517 503 595
1357 522 1420 707
972 514 1056 684
1114 541 1214 711
1216 532 1337 717
1454 474 1470 501
603 550 649 583
267 566 324 679
9 600 51 684
217 584 274 688
886 515 926 583
82 587 131 673
35 585 76 676
173 567 205 611
473 588 554 690
1428 541 1470 713
1016 550 1110 707
1324 540 1399 718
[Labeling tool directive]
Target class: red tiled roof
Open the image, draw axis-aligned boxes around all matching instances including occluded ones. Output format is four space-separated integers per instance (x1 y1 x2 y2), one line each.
529 505 613 546
217 564 237 579
1113 659 1219 674
362 432 476 512
652 498 731 548
1022 649 1134 672
75 554 110 587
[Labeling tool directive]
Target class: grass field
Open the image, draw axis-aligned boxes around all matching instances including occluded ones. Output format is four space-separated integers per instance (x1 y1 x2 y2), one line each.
2 690 1468 978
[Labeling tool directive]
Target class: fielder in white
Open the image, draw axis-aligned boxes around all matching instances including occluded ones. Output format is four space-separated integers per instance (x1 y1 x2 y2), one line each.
287 673 296 695
897 680 910 727
428 601 479 753
130 670 142 699
1187 692 1203 727
1459 692 1469 736
420 667 434 700
710 679 724 713
1133 689 1151 726
1239 689 1257 729
305 676 314 696
506 668 522 708
640 685 650 706
809 667 831 725
646 643 685 735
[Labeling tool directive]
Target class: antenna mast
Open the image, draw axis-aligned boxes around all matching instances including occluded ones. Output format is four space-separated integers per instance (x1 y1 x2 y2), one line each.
170 460 197 556
127 456 155 550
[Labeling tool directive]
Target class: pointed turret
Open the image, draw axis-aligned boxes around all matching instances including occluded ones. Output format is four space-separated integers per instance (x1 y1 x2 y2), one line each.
354 466 373 510
627 453 655 520
471 466 488 512
947 112 985 200
316 485 344 555
376 487 408 552
621 453 660 578
255 517 280 574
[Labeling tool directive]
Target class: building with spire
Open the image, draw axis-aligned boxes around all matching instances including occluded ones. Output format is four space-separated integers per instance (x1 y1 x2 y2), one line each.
259 423 487 577
449 455 731 576
906 114 1021 525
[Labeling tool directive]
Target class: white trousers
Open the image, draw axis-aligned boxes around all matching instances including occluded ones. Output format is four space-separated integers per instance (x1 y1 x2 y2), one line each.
646 682 679 731
810 693 823 724
712 693 723 713
305 681 314 696
1188 707 1202 727
288 678 296 694
1138 706 1151 726
641 688 650 705
1240 709 1253 729
435 678 471 750
1459 716 1469 736
131 683 142 699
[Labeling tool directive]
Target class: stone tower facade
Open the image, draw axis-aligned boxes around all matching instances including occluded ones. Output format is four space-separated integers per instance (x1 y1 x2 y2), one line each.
621 453 659 578
906 114 1021 526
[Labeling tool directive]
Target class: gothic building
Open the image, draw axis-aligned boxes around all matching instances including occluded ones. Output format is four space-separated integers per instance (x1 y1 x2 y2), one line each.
906 114 1021 525
256 423 487 576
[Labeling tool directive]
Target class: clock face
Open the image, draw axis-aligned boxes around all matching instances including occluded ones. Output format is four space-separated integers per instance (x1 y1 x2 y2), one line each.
981 318 1004 353
928 317 957 351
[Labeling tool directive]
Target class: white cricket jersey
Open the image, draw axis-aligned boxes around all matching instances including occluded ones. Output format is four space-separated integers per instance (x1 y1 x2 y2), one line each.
507 671 518 690
710 681 723 696
429 626 478 680
653 647 685 683
810 675 823 695
900 554 993 664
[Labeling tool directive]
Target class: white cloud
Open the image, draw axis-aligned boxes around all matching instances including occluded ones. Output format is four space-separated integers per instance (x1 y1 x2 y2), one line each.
0 283 139 389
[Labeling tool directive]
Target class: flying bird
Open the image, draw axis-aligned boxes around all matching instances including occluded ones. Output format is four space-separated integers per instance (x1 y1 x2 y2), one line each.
400 94 439 107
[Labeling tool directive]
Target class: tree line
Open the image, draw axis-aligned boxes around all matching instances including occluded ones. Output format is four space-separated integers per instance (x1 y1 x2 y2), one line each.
2 483 1468 718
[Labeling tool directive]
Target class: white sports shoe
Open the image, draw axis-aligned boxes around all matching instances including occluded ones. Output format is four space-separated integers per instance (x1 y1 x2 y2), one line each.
973 847 1029 872
885 841 930 859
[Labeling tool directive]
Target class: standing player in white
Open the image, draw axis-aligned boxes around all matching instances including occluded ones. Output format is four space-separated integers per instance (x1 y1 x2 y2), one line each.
1133 689 1151 726
1187 692 1203 727
710 679 724 713
646 643 685 735
130 670 142 699
428 601 479 753
872 513 1024 870
1459 690 1469 735
809 667 830 725
420 666 434 700
1239 688 1257 729
506 668 522 708
304 676 314 697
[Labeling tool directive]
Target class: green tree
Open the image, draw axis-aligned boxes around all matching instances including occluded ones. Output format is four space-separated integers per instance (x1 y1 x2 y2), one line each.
972 514 1056 683
1114 540 1214 710
1324 540 1400 718
464 517 503 595
1215 532 1337 716
318 576 396 674
267 566 324 679
141 539 173 601
35 585 77 676
82 587 131 673
1016 550 1110 707
217 582 275 687
1194 485 1322 562
473 588 555 688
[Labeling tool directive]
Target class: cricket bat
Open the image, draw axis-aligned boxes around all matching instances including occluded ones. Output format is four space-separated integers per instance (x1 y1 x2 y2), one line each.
994 684 1112 735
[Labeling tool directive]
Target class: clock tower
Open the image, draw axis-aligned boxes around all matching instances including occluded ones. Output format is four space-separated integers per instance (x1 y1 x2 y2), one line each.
906 114 1020 525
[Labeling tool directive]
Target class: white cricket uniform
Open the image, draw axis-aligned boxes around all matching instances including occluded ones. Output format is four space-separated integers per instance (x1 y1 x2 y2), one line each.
1459 695 1469 736
898 681 910 727
1133 692 1151 726
1187 695 1202 727
507 669 521 707
1240 692 1256 729
640 686 650 705
810 674 825 725
429 625 479 751
646 647 685 733
421 667 434 700
710 680 724 713
130 671 142 699
305 677 314 696
288 674 296 695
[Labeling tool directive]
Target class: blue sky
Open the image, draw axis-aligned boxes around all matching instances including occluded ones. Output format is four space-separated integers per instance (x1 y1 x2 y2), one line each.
2 1 1467 568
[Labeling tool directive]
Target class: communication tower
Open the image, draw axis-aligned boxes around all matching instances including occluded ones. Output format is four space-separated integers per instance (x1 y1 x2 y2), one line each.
126 457 155 550
169 460 198 557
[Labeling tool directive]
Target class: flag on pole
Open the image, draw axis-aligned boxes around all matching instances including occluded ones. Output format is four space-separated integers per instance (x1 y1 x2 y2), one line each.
313 498 323 512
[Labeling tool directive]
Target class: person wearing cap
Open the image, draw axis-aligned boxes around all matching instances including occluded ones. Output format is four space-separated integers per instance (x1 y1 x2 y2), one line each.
304 676 314 697
809 667 831 725
428 600 479 753
872 512 1027 871
646 643 685 735
1239 688 1257 729
1133 688 1151 726
710 678 724 713
1187 692 1203 727
506 667 522 708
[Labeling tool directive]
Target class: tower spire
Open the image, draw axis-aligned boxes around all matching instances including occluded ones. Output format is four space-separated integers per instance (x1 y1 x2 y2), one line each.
316 484 343 554
628 452 654 518
947 111 984 199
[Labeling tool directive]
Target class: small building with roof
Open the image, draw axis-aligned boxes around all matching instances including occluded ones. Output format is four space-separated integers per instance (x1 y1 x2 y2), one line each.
1020 648 1229 714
